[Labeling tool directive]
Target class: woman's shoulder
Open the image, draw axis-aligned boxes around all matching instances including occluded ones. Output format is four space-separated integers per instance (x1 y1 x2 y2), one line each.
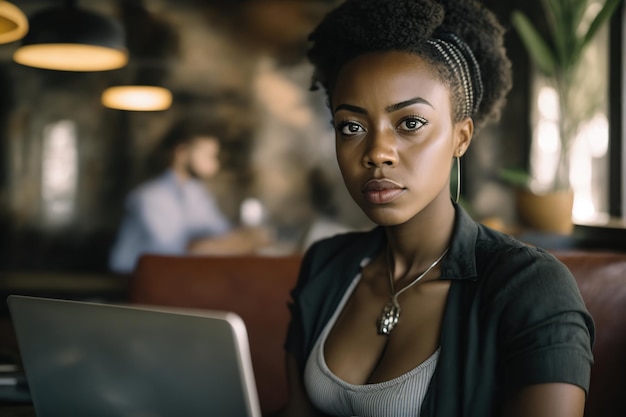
472 224 580 303
451 206 567 283
474 222 562 267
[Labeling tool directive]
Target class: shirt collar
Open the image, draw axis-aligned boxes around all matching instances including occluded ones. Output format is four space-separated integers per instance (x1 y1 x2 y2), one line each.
440 203 479 281
162 169 194 189
301 202 479 316
164 168 180 181
354 203 479 282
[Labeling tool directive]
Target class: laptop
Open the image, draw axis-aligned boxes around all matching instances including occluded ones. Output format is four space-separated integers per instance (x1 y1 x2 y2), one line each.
7 295 262 417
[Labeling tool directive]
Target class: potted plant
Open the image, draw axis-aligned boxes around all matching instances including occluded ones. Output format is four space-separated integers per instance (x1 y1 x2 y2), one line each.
509 0 622 233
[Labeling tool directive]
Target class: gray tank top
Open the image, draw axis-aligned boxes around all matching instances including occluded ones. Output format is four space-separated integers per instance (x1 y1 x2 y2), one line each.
303 262 439 417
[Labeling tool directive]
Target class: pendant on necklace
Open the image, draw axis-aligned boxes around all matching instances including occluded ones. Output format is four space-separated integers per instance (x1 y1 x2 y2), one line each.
377 297 401 335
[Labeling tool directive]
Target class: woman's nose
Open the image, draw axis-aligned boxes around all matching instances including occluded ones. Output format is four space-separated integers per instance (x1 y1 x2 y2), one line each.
362 129 398 168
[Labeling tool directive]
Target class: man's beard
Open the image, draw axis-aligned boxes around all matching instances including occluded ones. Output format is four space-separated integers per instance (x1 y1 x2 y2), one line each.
185 162 200 179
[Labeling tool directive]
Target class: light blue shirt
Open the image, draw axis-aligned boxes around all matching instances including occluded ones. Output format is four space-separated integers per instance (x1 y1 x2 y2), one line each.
109 170 231 274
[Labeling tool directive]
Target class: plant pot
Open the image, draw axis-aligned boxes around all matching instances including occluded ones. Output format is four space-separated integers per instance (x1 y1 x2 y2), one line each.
515 188 574 235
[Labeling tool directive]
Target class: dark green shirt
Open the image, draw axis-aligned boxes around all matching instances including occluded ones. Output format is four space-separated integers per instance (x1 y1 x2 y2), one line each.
285 204 594 417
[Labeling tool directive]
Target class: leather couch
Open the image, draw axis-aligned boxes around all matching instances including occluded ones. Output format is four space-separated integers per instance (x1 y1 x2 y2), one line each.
130 250 626 417
131 254 301 415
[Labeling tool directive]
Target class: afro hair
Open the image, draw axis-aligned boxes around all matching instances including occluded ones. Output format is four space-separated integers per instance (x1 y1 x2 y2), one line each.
307 0 512 129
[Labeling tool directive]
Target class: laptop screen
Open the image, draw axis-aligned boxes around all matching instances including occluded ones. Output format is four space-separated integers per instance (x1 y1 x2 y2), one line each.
7 295 261 417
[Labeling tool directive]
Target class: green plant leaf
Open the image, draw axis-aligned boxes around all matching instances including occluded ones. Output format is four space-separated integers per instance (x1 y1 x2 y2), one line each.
511 11 557 76
583 0 623 48
543 0 585 68
543 0 566 66
499 168 531 188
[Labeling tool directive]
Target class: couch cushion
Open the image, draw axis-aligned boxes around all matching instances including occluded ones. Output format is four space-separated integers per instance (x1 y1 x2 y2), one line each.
553 251 626 417
130 254 302 415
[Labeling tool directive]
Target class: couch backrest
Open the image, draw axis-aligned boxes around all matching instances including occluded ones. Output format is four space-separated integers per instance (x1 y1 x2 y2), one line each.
130 253 303 415
130 250 626 417
553 251 626 417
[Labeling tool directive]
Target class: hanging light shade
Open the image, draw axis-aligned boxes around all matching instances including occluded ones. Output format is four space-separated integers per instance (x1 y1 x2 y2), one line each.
13 2 127 71
101 85 173 111
0 1 28 44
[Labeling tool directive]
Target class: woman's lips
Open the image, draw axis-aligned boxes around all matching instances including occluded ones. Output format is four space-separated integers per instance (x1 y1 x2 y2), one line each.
362 179 405 204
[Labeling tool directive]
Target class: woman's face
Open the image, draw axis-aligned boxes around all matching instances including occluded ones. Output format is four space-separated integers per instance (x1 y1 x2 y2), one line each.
331 51 472 226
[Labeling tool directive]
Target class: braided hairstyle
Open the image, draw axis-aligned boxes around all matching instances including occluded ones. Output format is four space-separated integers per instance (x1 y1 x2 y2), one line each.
307 0 512 130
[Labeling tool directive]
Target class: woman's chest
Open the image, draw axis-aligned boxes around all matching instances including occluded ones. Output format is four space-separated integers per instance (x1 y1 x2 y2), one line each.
323 276 452 385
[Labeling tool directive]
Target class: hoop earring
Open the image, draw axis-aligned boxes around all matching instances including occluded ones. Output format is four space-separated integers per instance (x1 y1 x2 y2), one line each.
455 156 461 204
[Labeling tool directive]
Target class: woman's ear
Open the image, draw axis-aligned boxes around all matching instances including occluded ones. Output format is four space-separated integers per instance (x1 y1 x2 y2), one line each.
455 117 473 157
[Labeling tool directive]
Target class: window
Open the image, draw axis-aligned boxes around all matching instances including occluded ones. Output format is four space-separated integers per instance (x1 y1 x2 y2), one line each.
529 28 610 223
41 119 78 226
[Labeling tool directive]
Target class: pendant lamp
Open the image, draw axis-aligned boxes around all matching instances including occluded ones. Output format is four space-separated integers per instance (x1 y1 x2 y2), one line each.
101 85 173 111
0 1 28 44
13 1 127 72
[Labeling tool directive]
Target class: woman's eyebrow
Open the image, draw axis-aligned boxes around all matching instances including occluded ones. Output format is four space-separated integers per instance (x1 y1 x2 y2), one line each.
385 97 434 113
333 103 367 114
333 97 434 115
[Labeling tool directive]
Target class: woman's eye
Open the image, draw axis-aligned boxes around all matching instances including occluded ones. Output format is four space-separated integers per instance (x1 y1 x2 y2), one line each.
398 117 426 131
337 121 365 135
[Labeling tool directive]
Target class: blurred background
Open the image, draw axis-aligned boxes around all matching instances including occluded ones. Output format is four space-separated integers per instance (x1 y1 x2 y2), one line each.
0 0 623 276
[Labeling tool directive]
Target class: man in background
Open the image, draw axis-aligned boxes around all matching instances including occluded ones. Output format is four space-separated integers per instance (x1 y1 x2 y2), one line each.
109 123 268 274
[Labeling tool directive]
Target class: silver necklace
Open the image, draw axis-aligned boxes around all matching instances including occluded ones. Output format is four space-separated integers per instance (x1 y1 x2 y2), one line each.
377 246 449 335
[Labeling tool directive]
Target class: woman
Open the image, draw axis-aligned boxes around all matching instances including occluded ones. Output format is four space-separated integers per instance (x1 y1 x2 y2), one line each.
279 0 594 416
